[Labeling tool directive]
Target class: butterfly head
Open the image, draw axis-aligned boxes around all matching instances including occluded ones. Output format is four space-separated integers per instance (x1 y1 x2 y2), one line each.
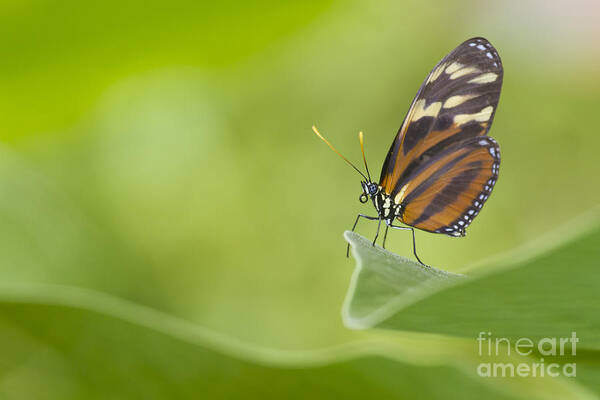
359 181 378 203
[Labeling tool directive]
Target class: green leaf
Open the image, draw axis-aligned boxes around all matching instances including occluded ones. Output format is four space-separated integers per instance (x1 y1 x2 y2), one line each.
342 231 468 329
343 211 600 350
0 283 551 400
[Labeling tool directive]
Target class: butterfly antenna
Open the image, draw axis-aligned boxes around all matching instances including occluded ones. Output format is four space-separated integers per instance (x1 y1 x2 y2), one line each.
358 131 372 182
312 125 368 181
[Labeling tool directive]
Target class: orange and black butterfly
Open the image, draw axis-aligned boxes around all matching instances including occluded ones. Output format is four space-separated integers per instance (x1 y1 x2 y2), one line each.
313 37 502 266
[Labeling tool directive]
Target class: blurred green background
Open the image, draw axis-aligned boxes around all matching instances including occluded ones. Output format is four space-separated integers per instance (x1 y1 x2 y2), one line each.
1 0 599 398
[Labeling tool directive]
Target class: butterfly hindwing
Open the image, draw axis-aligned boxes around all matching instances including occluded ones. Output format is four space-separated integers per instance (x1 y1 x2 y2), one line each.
396 136 500 236
379 37 503 199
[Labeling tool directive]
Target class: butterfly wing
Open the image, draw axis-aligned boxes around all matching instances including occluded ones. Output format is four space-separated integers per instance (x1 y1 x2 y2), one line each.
379 37 503 199
396 136 500 236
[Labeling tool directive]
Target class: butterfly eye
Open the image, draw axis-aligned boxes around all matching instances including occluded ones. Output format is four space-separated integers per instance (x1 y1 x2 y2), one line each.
359 193 369 203
369 184 378 195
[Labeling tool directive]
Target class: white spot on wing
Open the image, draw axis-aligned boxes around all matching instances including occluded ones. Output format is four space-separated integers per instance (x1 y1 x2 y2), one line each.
450 66 480 80
454 106 494 125
443 94 478 108
468 72 498 84
477 44 486 50
410 99 442 121
427 63 446 84
394 183 410 204
445 62 463 74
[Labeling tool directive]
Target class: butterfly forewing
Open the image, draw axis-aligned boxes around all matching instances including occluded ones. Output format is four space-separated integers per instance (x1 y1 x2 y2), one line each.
379 37 503 196
380 37 503 236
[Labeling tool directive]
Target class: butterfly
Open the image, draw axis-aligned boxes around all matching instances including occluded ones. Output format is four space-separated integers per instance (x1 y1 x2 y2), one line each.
313 37 503 266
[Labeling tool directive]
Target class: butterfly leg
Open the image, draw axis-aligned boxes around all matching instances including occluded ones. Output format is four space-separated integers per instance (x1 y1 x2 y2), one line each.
347 214 380 257
388 224 430 268
372 217 382 247
382 225 390 249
